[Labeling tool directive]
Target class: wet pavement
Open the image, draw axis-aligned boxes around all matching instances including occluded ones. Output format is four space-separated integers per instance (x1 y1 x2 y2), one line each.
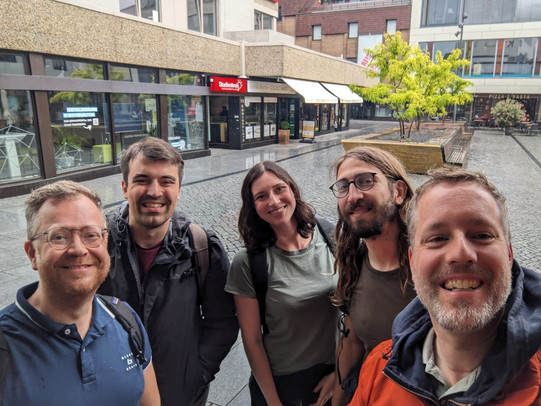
1 122 540 405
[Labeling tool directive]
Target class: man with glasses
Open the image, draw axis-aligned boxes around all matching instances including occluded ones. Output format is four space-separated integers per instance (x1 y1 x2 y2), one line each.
98 137 238 406
0 180 160 405
349 167 541 405
329 146 417 405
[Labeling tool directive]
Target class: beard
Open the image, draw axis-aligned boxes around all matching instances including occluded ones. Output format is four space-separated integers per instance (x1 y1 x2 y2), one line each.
339 193 398 239
415 264 512 333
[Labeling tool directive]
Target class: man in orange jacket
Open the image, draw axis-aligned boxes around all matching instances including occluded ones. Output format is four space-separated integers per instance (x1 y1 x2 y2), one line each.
349 167 541 406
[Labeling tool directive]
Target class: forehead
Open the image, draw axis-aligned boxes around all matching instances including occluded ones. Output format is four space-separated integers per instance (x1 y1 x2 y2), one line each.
251 171 285 193
37 196 104 228
128 155 179 179
336 158 380 179
416 182 501 230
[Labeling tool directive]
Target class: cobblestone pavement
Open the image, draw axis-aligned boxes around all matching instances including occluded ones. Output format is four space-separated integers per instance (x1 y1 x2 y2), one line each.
0 123 540 405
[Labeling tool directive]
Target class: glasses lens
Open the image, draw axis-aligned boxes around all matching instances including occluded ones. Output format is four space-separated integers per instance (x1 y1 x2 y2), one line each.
354 173 375 191
47 228 71 249
82 226 104 248
332 180 349 198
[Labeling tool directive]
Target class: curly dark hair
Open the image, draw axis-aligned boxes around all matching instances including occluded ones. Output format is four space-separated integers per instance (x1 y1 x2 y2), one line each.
238 161 316 252
331 147 414 307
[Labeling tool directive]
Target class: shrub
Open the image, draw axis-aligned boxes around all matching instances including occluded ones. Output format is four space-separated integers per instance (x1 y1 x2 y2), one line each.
490 99 526 128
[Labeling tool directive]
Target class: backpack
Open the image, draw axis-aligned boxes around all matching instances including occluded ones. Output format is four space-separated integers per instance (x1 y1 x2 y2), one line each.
188 223 210 315
0 294 145 405
248 218 336 335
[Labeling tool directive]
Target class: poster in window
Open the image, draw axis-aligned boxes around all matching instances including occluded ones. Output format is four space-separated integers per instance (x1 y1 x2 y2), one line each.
245 125 253 140
264 124 270 137
254 126 261 138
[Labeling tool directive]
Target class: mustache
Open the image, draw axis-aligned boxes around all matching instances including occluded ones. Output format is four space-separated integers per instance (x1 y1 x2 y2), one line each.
140 197 169 204
431 264 490 282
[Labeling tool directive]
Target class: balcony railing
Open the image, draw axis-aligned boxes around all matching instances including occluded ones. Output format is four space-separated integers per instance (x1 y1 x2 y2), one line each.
317 0 411 12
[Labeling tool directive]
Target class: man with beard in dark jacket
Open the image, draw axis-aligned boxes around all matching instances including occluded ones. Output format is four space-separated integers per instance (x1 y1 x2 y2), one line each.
98 137 238 406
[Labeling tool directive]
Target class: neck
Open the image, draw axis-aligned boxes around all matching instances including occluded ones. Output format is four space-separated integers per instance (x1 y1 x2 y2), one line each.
129 221 168 248
28 285 95 339
432 319 499 386
363 220 401 271
273 221 311 251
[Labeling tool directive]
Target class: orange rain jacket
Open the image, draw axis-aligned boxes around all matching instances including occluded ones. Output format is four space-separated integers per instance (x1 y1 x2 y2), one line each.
349 261 541 406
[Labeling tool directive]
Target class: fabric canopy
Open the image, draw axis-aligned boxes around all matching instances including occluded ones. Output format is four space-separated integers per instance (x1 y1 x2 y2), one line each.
321 83 363 104
282 78 338 104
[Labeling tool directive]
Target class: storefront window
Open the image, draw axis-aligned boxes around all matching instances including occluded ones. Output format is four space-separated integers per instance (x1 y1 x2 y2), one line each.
44 57 104 79
111 93 158 155
165 70 204 86
244 97 262 141
210 96 229 143
0 52 28 75
110 64 157 83
48 91 108 173
119 0 160 21
470 40 497 76
501 38 537 76
0 89 40 182
320 105 330 131
167 95 205 151
263 98 277 138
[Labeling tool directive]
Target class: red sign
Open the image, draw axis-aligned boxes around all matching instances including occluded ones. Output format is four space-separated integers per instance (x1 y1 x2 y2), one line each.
209 76 247 93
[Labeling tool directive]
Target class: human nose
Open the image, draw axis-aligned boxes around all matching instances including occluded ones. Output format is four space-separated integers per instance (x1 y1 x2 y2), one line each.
347 182 364 203
267 192 280 205
66 233 88 255
446 235 477 264
146 180 161 197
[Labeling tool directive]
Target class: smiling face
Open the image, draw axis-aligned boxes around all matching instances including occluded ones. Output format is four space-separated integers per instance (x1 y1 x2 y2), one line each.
24 196 110 301
409 182 513 333
336 158 403 239
122 154 181 234
251 171 296 231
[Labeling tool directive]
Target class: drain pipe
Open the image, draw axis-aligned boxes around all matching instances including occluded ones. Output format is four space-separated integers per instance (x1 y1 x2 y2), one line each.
239 40 247 79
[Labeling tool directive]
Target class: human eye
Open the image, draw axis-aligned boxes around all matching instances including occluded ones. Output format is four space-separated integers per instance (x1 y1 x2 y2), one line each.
355 174 373 187
334 180 348 192
473 232 495 241
49 229 70 243
423 235 448 247
254 193 266 201
83 227 102 241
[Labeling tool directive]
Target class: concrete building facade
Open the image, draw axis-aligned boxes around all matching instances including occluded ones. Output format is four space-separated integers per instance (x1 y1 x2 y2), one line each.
0 0 372 196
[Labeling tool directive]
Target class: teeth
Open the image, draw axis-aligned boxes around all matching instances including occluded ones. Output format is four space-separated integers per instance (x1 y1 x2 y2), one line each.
270 207 284 214
144 203 163 208
444 279 481 291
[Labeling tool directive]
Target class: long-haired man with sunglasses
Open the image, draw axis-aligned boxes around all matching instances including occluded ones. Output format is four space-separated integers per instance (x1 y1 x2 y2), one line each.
329 146 416 405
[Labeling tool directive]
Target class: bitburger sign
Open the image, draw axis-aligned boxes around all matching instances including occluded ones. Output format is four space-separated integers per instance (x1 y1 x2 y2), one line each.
209 76 247 93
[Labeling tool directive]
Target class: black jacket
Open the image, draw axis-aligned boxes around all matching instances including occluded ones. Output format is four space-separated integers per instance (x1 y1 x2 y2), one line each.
98 203 239 406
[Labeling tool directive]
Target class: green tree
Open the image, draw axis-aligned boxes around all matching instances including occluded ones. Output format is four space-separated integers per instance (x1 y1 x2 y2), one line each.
351 32 472 138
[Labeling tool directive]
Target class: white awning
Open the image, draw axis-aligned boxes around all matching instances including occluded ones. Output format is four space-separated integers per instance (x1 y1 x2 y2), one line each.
282 78 338 104
321 83 363 104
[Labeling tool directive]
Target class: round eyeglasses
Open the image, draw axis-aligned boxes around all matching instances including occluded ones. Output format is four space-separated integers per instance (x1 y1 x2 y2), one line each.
30 226 107 250
329 172 377 198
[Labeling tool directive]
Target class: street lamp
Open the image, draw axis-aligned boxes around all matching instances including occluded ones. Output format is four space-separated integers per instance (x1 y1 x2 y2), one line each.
453 8 467 120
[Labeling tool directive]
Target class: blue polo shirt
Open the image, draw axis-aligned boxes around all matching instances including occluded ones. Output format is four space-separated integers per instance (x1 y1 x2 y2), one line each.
0 282 152 405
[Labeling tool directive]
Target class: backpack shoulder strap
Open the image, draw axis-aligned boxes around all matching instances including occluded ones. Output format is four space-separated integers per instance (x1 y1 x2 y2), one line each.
188 223 209 309
316 217 336 254
0 328 9 405
247 250 269 335
98 295 147 366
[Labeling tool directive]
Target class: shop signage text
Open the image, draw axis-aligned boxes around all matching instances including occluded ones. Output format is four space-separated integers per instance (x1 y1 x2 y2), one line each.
210 76 247 93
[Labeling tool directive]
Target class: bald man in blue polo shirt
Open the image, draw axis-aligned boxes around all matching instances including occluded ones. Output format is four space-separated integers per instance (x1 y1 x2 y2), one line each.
0 181 160 405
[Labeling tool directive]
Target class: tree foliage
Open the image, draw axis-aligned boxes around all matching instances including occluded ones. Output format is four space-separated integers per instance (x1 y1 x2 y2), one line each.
350 32 472 138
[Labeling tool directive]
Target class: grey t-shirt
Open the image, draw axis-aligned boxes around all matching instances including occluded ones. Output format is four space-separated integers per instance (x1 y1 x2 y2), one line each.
349 255 416 360
225 227 338 376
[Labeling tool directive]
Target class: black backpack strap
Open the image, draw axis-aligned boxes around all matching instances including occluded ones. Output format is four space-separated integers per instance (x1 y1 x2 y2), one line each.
315 217 336 254
188 223 209 312
98 295 147 366
248 250 269 335
0 329 9 406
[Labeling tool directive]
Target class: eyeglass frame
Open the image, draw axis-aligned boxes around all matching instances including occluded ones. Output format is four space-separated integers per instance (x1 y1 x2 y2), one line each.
30 226 108 250
329 172 381 198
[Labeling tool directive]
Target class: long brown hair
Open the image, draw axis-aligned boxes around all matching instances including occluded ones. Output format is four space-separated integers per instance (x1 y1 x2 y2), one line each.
238 161 315 252
331 147 413 307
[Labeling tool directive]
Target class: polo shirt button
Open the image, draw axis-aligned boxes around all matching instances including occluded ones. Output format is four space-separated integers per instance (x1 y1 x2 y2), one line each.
64 328 71 335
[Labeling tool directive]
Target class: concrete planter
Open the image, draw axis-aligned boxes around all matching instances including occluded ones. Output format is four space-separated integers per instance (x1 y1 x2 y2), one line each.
341 123 468 174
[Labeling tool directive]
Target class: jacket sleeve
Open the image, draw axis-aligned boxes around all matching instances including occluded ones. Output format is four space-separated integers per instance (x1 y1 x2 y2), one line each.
198 230 239 383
